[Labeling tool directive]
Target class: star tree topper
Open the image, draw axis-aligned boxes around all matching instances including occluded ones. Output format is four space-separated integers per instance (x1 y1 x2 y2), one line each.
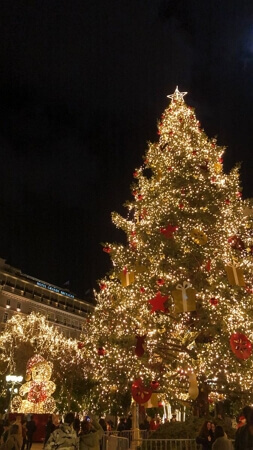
148 291 168 313
167 86 187 102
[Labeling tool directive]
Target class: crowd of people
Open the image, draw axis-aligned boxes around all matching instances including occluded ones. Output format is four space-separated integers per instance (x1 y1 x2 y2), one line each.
196 405 253 450
0 413 104 450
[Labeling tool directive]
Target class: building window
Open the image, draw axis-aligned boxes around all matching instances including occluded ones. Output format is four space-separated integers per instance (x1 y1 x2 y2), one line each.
17 303 21 312
6 299 10 309
3 313 8 323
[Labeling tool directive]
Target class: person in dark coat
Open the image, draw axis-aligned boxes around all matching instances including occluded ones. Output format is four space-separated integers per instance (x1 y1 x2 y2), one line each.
235 406 253 450
44 416 56 447
196 420 215 450
26 416 36 450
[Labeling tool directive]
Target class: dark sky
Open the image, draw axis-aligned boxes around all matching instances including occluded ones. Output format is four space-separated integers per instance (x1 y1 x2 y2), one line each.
0 0 252 298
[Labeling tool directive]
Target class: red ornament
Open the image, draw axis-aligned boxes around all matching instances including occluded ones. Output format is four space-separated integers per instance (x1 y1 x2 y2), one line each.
225 199 230 205
236 192 242 198
230 333 252 360
210 297 219 306
167 167 173 172
137 194 143 201
192 150 197 155
135 335 146 357
133 171 138 178
140 287 145 293
78 342 85 349
100 283 107 290
148 291 168 313
103 247 111 254
131 378 152 404
211 176 216 183
219 157 223 163
156 278 165 286
98 347 106 356
160 224 178 239
179 203 184 209
150 380 160 391
228 235 245 251
205 260 211 272
169 131 173 136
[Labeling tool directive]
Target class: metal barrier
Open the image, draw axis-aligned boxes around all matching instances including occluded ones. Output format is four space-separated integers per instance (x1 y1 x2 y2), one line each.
101 432 201 450
102 434 129 450
137 439 200 450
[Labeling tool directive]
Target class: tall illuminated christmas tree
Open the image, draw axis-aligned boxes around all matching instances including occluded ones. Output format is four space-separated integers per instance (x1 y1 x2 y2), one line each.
84 88 253 413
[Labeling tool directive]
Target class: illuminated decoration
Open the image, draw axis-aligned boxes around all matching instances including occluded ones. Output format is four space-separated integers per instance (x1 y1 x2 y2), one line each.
172 282 196 313
80 88 253 413
148 291 168 313
0 313 90 413
225 264 245 286
230 333 252 360
131 378 152 404
135 335 146 357
12 355 56 413
191 228 208 245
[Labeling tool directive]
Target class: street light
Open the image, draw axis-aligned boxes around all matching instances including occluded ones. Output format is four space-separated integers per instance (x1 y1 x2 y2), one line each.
5 374 23 413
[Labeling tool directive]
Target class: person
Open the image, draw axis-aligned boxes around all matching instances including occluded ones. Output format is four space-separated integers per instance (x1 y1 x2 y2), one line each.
0 420 10 446
73 416 80 437
26 416 36 450
44 412 78 450
170 414 177 423
21 419 27 450
212 425 233 449
196 420 215 450
44 416 56 447
98 418 106 433
5 424 20 450
79 416 104 450
116 418 125 433
235 406 253 450
13 416 22 449
125 415 132 431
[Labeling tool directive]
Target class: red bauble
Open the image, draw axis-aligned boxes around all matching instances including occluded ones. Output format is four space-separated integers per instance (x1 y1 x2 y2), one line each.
225 199 230 205
169 131 173 136
133 171 138 178
140 287 145 293
205 260 211 272
156 278 165 286
131 378 152 404
100 283 107 290
78 342 85 349
210 297 219 306
219 157 223 163
236 192 242 198
135 335 146 357
168 167 173 172
137 194 143 201
103 247 111 253
228 235 245 251
150 380 160 391
98 347 106 356
160 224 178 239
179 203 184 209
230 333 252 360
192 150 197 155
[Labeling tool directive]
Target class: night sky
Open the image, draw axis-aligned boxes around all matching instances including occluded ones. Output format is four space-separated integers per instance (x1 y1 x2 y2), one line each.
0 0 252 298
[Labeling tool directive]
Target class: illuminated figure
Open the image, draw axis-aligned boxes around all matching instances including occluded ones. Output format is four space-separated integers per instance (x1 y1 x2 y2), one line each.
12 355 56 413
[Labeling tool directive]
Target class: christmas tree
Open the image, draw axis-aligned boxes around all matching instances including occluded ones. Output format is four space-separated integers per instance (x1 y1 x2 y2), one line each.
84 88 253 413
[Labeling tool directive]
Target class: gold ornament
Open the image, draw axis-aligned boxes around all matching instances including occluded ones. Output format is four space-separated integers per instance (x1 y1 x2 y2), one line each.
191 228 207 245
214 162 222 174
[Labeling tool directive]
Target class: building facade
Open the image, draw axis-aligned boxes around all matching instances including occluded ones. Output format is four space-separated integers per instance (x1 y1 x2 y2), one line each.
0 258 94 338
